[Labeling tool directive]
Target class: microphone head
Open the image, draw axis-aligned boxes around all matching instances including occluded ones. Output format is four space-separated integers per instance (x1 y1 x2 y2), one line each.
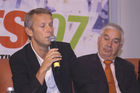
49 36 56 42
49 36 57 48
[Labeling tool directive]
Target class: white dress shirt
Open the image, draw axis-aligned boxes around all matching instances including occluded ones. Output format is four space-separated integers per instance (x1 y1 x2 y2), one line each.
98 53 121 93
31 43 60 93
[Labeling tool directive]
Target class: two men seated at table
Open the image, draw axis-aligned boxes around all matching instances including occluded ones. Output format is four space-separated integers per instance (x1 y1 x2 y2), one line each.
9 7 140 93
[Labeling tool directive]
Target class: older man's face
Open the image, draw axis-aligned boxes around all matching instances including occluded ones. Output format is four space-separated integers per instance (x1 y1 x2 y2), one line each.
98 28 122 60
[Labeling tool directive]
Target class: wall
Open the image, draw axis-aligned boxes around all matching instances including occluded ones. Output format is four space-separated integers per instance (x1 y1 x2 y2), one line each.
109 0 140 58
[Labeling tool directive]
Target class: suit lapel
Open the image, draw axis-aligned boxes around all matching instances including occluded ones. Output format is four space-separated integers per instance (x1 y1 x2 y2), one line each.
88 54 107 81
86 54 109 92
115 58 125 92
95 54 109 91
25 43 47 91
26 44 40 75
115 58 123 85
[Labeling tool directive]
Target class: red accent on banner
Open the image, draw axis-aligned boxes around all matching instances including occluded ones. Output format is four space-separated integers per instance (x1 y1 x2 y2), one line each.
0 10 5 18
0 10 28 48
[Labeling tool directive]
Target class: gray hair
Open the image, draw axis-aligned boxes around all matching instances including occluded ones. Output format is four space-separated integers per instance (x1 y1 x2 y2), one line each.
24 8 52 30
100 23 124 44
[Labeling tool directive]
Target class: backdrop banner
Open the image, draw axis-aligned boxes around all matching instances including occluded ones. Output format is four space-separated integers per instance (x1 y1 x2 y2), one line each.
0 0 108 58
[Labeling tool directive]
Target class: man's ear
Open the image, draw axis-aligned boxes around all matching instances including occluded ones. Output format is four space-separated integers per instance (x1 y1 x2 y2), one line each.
25 27 33 37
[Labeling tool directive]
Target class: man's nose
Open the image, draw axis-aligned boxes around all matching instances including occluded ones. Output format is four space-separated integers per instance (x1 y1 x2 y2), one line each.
107 40 113 48
45 25 53 33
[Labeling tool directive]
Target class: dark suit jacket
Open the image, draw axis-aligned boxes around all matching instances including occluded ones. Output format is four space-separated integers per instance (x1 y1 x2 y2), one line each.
72 54 140 93
9 42 77 93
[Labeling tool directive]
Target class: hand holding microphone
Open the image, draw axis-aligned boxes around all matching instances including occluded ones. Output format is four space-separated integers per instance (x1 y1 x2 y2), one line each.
36 40 61 85
49 36 61 68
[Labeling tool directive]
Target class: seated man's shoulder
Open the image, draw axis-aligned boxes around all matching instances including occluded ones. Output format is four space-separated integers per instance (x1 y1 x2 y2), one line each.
78 54 97 60
116 57 135 69
10 43 30 59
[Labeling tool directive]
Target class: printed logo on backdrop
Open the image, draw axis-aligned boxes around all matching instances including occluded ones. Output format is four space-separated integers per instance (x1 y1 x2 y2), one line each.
0 0 108 59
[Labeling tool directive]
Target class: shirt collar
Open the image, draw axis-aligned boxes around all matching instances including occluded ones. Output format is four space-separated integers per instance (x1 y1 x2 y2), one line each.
30 42 43 66
97 53 115 63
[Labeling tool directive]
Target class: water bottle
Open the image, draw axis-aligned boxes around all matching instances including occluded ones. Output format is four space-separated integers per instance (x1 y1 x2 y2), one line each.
7 87 15 93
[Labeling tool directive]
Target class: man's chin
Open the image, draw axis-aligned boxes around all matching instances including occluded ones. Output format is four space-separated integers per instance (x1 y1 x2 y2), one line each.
103 53 112 58
103 51 112 55
46 41 51 45
42 42 51 47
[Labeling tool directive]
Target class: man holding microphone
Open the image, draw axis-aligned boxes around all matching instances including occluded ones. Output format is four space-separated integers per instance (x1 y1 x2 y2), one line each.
9 8 77 93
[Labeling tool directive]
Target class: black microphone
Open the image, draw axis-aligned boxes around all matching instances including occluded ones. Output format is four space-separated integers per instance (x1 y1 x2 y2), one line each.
49 36 60 68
